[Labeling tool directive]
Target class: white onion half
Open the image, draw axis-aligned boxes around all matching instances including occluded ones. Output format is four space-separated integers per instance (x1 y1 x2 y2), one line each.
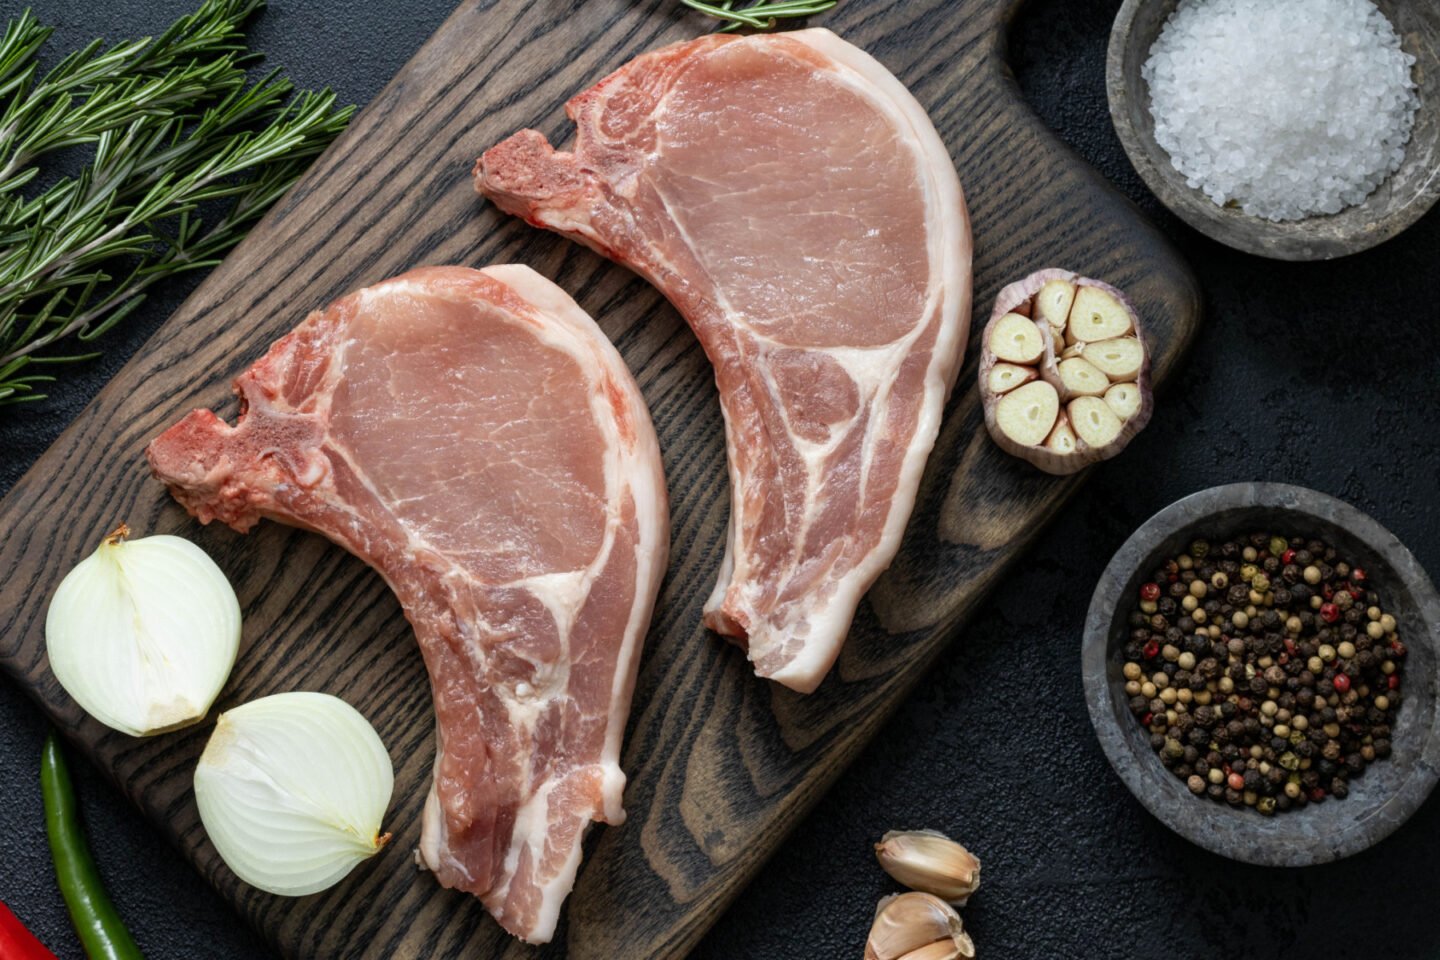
194 692 394 897
45 525 242 737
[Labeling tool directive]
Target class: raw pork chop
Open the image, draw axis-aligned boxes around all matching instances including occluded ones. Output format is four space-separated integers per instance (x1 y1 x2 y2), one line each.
146 265 668 944
476 29 971 694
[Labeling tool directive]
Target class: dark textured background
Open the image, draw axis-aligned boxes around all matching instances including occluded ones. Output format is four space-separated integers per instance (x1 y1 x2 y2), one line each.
2 1 1438 957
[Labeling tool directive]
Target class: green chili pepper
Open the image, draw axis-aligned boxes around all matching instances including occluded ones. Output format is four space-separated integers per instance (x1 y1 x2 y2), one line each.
40 733 145 960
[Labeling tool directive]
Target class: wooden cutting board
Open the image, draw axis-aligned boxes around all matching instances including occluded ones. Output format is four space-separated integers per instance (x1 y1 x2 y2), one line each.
0 1 1201 956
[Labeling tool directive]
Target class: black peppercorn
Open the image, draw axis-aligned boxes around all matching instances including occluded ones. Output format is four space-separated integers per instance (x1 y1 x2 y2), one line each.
1125 533 1400 816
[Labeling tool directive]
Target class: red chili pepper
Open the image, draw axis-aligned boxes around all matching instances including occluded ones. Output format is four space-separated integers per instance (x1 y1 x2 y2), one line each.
1143 639 1160 660
1282 549 1296 565
1389 675 1401 690
1140 582 1161 602
1333 673 1351 694
0 902 59 960
1320 603 1340 623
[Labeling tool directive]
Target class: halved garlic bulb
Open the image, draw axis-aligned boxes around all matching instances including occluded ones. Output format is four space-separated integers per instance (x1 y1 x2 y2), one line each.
45 524 241 737
194 692 394 896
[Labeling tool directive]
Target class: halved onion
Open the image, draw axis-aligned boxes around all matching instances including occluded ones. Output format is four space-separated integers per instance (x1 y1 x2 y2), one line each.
45 524 241 737
194 692 394 897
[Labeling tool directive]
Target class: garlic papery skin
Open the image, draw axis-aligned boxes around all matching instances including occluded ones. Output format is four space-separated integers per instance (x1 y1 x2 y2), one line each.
45 524 241 737
875 829 982 905
194 692 394 897
865 893 974 960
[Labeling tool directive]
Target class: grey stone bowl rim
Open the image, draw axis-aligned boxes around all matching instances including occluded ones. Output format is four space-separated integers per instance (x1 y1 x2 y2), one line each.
1082 482 1440 866
1106 0 1440 261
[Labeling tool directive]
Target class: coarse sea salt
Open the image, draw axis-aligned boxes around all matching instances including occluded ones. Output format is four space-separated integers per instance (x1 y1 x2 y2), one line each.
1142 0 1419 222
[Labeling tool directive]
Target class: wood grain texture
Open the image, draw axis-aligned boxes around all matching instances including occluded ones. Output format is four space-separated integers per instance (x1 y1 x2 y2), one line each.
0 1 1200 957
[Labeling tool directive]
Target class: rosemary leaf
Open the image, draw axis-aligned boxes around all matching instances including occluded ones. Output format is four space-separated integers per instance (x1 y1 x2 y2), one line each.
681 0 840 32
0 0 351 407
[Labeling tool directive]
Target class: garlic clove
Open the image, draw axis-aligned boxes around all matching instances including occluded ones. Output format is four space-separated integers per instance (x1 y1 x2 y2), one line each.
45 524 241 737
194 691 394 897
994 380 1058 447
1045 413 1076 455
1056 357 1110 398
866 892 971 960
1104 382 1142 420
899 938 975 960
986 362 1037 396
1082 336 1144 381
987 312 1044 364
875 829 982 905
1068 396 1124 447
1068 286 1133 341
1034 278 1076 335
896 943 959 960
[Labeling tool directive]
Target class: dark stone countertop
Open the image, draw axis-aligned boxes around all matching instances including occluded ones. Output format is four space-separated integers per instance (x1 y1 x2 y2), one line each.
2 1 1438 958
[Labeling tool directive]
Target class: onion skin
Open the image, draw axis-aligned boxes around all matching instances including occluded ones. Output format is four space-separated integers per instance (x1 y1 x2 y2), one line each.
978 269 1153 475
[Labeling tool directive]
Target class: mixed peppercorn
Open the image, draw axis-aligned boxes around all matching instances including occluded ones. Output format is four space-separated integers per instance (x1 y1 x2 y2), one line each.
1122 534 1405 814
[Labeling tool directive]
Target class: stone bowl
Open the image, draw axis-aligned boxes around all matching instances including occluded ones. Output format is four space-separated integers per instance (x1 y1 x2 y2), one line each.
1083 483 1440 866
1106 0 1440 261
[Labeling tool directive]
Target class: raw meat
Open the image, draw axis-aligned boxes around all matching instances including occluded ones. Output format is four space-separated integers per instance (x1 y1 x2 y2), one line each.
476 29 971 694
146 265 668 944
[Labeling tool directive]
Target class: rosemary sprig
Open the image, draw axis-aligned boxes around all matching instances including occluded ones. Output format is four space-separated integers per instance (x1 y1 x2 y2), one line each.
681 0 840 32
0 1 352 406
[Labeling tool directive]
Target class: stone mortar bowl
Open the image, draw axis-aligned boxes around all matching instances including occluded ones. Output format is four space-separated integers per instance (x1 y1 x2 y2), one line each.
1107 0 1440 261
1083 483 1440 866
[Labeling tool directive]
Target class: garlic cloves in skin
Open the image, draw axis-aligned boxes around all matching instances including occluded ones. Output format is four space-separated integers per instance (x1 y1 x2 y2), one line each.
977 268 1154 474
875 829 982 905
898 940 974 960
866 892 974 960
45 524 241 737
